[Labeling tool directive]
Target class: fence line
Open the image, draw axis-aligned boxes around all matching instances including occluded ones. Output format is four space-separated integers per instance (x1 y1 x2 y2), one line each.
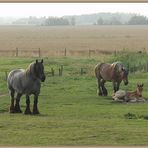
0 48 114 57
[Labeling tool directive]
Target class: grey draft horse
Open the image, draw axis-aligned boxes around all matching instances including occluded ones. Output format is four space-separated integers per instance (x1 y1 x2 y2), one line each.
7 59 46 114
95 61 128 96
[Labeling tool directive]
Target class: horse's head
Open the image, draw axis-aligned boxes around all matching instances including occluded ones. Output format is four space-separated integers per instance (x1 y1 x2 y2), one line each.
137 83 144 97
34 59 46 82
121 67 129 85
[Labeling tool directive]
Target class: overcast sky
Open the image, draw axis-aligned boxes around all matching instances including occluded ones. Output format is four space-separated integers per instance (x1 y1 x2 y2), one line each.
0 3 148 17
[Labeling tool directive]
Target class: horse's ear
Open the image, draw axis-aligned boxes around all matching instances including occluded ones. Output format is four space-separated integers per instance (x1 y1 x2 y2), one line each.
36 60 38 63
41 59 43 63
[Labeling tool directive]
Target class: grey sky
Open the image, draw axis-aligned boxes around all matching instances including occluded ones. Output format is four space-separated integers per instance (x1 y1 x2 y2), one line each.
0 3 148 17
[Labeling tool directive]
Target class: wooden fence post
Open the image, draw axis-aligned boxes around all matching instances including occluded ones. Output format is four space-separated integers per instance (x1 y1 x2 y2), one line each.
60 65 63 71
5 71 8 81
89 49 91 57
147 62 148 72
51 68 54 76
127 63 130 72
64 48 67 56
59 65 63 76
38 48 41 57
114 50 117 57
16 48 18 57
81 68 83 75
59 68 61 76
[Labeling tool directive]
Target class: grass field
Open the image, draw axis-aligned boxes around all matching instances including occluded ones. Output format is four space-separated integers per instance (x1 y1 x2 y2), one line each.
0 55 148 146
0 25 148 53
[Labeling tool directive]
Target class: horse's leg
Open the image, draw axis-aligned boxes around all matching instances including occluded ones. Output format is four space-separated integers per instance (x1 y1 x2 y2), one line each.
33 94 40 114
24 95 32 114
116 82 121 91
97 78 103 96
101 80 108 96
9 88 15 113
113 82 117 93
14 93 22 113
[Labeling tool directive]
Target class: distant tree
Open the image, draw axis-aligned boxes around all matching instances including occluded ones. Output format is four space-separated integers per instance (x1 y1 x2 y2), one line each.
128 15 148 25
110 17 122 25
28 16 39 25
44 17 69 26
70 17 76 26
97 16 122 25
97 17 104 25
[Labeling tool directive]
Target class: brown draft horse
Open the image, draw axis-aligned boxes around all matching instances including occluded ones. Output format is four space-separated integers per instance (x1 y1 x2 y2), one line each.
95 61 129 96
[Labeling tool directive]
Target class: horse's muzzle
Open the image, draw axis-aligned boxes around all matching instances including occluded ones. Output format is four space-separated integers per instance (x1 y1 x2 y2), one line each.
124 81 128 85
41 76 46 82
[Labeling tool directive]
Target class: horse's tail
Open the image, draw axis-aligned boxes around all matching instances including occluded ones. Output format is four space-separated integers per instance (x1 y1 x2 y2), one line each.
7 70 16 90
95 63 104 79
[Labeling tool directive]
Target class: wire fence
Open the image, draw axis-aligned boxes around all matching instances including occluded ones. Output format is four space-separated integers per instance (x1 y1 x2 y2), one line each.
0 48 114 58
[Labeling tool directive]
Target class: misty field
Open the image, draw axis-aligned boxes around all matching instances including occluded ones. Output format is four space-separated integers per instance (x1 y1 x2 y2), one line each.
0 25 148 56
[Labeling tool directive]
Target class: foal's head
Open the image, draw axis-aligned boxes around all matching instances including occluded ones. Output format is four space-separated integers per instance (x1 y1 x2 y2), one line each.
136 83 144 97
34 59 46 82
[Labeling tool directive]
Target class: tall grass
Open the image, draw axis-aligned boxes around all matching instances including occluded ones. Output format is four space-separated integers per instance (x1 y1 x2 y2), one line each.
109 50 148 73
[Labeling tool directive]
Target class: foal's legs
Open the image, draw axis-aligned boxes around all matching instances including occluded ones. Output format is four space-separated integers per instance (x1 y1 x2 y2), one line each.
24 95 32 114
9 88 15 113
14 93 22 113
33 94 40 114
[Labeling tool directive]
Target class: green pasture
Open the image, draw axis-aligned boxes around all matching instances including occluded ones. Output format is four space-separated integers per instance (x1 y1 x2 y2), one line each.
0 53 148 146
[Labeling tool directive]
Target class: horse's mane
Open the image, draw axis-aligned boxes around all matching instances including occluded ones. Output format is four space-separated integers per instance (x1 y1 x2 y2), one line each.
111 61 123 73
25 62 36 78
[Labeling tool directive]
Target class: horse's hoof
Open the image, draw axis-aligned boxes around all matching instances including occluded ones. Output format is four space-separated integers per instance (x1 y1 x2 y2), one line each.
14 108 22 113
24 111 32 115
9 110 15 113
103 92 108 96
17 110 22 113
98 93 103 96
14 105 22 113
24 109 32 115
33 110 40 115
10 106 15 113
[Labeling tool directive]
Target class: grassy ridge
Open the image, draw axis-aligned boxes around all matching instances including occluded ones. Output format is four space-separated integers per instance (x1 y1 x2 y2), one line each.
0 55 148 146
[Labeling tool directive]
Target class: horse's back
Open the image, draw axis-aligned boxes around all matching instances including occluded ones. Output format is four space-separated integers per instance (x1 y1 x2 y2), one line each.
95 62 113 80
95 63 106 78
7 68 41 95
7 69 25 91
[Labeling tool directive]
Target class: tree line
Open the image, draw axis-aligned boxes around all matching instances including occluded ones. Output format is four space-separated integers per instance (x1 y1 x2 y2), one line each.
13 16 76 26
96 15 148 25
11 13 148 26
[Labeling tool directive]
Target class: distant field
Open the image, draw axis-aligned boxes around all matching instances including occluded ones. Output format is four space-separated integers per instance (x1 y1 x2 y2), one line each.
0 25 148 54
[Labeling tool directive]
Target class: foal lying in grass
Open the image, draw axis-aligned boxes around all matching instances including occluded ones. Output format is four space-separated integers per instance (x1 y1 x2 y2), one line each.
112 83 145 103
